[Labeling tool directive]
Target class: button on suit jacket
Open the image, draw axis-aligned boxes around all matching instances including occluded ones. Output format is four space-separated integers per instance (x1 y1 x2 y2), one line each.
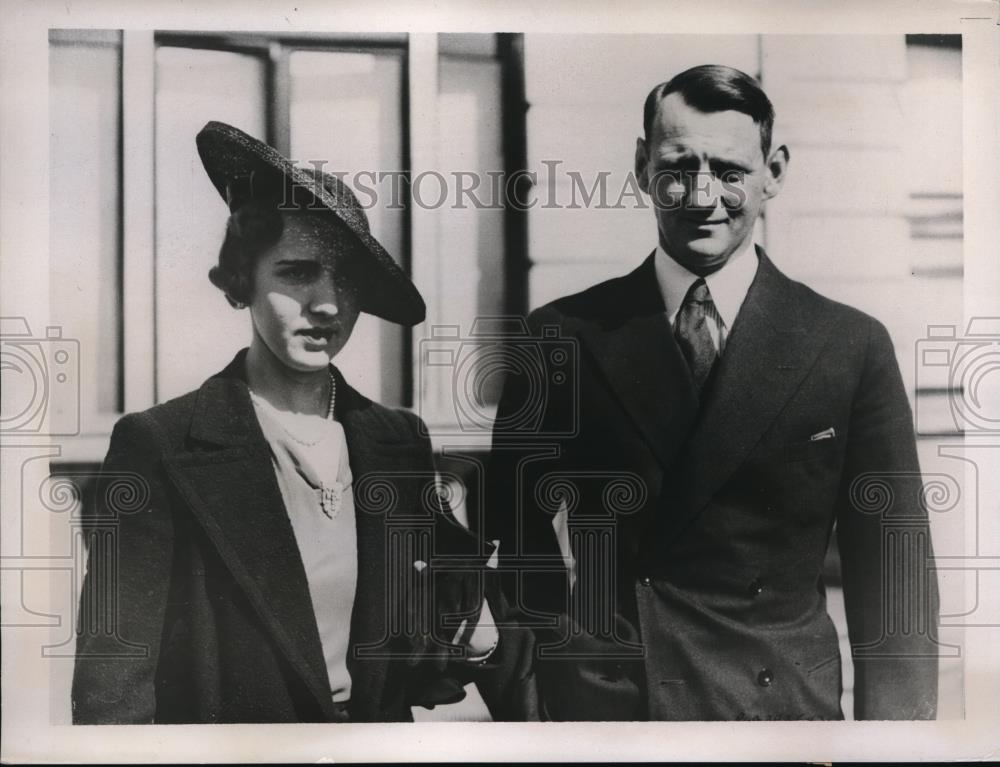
486 248 939 721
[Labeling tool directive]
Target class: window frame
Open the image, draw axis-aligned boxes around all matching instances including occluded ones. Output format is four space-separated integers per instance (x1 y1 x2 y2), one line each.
54 31 527 462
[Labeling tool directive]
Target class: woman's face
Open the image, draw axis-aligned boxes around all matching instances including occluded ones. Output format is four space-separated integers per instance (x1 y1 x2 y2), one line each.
248 213 363 373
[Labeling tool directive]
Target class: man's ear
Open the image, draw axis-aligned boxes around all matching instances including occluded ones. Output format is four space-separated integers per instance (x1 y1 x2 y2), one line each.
635 137 650 195
762 144 790 200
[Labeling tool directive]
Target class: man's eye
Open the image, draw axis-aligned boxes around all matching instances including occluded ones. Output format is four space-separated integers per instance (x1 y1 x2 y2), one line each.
653 167 684 185
657 161 694 173
717 168 747 183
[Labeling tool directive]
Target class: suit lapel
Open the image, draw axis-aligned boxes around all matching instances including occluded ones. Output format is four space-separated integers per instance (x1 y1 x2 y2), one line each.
577 254 699 469
662 248 836 543
161 352 338 720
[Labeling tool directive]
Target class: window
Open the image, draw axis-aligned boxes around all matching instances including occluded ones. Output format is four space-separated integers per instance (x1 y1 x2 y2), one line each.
49 31 524 461
49 30 123 424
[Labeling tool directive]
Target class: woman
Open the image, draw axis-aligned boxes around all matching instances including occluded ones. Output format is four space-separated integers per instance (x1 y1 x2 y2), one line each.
72 121 535 724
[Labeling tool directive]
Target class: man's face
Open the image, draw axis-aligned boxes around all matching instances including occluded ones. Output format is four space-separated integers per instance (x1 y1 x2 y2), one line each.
636 92 786 274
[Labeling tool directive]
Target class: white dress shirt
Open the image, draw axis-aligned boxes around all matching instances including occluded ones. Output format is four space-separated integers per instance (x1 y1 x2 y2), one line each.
654 237 759 354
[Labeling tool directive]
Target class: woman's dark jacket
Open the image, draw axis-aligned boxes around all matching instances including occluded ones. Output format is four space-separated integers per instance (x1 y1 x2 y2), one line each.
72 350 536 723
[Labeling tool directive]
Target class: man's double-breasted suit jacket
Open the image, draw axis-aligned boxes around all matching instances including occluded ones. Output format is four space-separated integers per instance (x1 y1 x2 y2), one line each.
486 247 939 721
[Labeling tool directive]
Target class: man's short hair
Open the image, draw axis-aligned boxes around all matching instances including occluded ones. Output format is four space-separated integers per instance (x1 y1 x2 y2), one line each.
643 64 775 157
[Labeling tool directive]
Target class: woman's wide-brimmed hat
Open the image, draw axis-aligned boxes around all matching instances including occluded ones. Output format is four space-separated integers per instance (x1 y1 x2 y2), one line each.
196 120 425 326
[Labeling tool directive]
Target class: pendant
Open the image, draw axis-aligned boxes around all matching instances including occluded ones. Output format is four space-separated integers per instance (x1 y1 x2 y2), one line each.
319 481 344 519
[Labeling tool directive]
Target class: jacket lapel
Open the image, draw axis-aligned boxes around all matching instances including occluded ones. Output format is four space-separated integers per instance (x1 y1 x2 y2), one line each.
661 248 837 543
161 351 338 720
336 376 485 720
577 254 699 469
336 377 400 721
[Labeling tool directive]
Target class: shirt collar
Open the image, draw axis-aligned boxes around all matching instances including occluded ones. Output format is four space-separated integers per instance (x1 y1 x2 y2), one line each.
654 237 759 330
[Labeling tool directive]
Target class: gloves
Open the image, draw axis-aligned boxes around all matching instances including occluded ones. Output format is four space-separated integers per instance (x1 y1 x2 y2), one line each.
404 514 496 709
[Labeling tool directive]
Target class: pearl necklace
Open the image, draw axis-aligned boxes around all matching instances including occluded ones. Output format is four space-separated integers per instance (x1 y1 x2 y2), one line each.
266 369 337 448
250 370 345 520
317 369 344 519
317 369 345 519
325 368 337 420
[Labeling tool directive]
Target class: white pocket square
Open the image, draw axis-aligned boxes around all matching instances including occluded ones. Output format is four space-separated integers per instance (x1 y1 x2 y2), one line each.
809 427 836 441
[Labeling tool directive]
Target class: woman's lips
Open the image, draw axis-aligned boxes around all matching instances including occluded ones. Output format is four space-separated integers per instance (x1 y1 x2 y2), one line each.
297 328 335 343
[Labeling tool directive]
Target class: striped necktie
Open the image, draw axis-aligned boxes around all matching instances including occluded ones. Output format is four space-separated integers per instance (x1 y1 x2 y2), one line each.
674 278 719 396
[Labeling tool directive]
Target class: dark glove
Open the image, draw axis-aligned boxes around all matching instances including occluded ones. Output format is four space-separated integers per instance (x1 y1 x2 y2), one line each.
404 516 494 709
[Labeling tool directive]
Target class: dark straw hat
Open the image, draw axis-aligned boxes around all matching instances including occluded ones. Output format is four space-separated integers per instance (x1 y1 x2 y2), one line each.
196 120 425 326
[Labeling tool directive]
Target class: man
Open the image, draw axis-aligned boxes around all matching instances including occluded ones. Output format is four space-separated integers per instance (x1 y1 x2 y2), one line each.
486 65 939 721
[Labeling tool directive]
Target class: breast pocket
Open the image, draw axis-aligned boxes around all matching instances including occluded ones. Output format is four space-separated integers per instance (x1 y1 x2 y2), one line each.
783 433 842 465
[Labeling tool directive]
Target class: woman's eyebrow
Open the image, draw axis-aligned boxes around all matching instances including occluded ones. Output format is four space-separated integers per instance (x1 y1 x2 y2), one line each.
274 258 320 265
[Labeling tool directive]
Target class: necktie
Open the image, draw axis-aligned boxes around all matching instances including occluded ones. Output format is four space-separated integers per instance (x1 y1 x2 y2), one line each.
674 278 719 396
